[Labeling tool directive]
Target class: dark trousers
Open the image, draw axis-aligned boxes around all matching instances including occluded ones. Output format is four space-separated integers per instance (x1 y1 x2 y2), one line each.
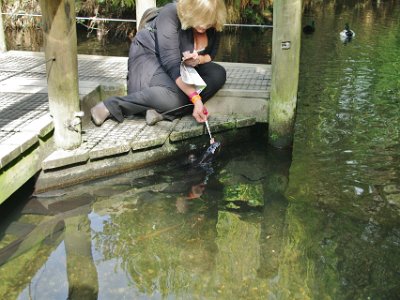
104 62 226 122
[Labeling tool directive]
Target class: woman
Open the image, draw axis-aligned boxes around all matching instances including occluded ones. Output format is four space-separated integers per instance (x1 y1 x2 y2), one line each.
91 0 227 126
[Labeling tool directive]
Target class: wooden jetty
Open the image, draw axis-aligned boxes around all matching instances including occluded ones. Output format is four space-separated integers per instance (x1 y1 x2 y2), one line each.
0 0 303 204
0 51 271 204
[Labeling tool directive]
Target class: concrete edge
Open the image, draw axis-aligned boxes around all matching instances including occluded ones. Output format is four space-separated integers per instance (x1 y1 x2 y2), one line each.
34 126 257 194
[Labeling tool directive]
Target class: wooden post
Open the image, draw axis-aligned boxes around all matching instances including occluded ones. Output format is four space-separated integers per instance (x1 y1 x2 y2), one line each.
268 0 302 148
39 0 81 150
0 1 7 52
136 0 156 30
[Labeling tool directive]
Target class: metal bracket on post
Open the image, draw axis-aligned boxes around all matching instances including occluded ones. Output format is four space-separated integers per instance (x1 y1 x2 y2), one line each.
281 41 291 50
66 111 85 132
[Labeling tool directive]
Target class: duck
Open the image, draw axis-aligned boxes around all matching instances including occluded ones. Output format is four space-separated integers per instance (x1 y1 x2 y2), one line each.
303 20 315 34
340 23 355 39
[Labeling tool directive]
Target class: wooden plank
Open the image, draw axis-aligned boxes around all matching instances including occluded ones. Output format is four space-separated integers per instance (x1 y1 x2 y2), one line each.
19 114 54 138
0 146 42 205
41 148 89 170
169 116 204 142
131 120 177 151
0 129 55 204
89 119 144 159
0 144 22 169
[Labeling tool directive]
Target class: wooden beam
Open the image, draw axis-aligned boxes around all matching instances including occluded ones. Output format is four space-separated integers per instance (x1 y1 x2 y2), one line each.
0 137 53 205
136 0 156 30
0 1 7 52
268 0 302 148
39 0 82 149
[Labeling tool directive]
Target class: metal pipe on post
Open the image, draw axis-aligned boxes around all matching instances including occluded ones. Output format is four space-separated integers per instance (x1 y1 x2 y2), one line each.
136 0 156 31
268 0 302 148
39 0 82 150
0 1 7 52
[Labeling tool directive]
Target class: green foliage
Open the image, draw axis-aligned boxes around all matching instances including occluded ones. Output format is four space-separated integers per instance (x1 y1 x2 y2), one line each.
226 0 273 24
243 7 264 24
2 0 42 29
156 0 173 6
105 0 135 9
2 0 273 31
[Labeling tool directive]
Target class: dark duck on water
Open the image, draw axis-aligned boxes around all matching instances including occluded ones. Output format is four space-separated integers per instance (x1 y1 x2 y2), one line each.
303 20 315 34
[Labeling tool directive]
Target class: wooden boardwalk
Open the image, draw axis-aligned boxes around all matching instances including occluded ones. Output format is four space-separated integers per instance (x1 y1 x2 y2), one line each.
0 51 271 203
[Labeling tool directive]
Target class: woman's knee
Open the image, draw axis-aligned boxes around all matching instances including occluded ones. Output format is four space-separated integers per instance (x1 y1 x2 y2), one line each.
148 87 187 111
214 64 227 88
202 63 226 89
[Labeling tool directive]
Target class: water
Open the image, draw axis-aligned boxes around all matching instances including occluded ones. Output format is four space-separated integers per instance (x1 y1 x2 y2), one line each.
5 25 272 64
1 0 400 298
1 133 292 299
286 0 400 298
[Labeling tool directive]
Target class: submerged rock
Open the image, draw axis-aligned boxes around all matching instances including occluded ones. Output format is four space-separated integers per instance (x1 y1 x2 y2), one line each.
223 183 265 208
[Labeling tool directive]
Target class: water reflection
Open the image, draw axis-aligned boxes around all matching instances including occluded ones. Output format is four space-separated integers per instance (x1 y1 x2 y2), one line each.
286 0 400 298
77 25 273 64
4 28 43 52
5 25 272 64
0 138 292 299
2 0 400 298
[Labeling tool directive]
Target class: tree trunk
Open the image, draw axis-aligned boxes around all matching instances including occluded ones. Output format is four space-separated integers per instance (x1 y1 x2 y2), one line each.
268 0 302 148
136 0 156 30
39 0 82 149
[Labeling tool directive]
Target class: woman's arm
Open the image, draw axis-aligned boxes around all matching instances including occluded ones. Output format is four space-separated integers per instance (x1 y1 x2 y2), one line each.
155 4 182 81
175 77 207 123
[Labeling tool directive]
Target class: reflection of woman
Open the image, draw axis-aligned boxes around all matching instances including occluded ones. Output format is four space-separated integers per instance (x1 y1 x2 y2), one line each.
176 183 206 213
91 0 227 125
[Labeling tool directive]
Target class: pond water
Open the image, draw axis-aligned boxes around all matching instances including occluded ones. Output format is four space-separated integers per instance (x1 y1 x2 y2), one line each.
1 0 400 299
5 25 273 64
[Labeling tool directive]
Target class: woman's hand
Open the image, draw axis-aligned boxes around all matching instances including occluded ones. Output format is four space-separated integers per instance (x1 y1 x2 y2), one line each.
192 100 208 123
184 57 200 67
182 51 200 67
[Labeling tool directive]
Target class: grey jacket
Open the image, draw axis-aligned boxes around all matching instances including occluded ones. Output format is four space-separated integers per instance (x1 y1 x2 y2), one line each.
127 3 220 94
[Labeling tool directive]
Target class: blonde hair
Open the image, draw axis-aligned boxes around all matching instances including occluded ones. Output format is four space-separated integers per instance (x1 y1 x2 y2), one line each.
177 0 227 32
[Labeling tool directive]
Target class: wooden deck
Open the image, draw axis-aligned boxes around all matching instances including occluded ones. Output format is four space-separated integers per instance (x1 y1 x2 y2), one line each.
0 51 271 203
